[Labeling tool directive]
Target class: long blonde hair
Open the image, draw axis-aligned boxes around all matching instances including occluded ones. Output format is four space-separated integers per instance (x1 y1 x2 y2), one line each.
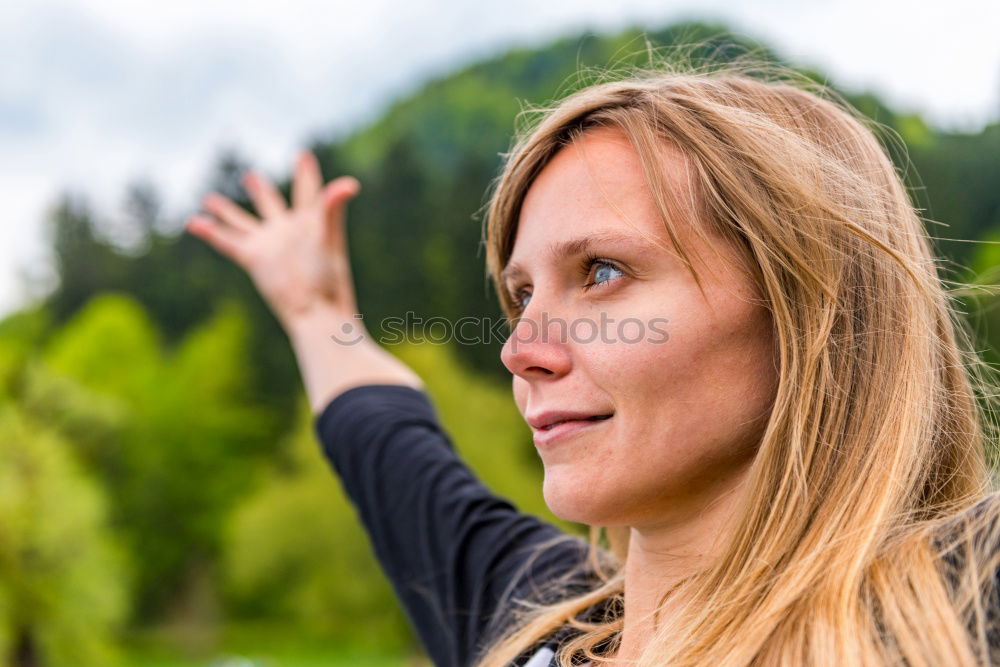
478 55 1000 666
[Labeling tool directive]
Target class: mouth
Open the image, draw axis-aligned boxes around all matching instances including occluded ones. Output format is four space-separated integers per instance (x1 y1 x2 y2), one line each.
526 409 615 446
538 413 613 431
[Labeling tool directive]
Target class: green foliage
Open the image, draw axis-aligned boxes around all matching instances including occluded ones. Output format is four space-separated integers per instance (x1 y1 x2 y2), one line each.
36 294 275 620
0 406 129 666
0 306 51 399
909 123 1000 265
223 398 412 653
120 621 413 666
44 293 162 398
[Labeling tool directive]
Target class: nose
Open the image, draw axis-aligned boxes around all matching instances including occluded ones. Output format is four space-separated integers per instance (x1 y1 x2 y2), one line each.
500 305 572 380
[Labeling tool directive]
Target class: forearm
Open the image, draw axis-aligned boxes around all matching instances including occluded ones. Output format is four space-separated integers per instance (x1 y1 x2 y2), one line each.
284 305 425 415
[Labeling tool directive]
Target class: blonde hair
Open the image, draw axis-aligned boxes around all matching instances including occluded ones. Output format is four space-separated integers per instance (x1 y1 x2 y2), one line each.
478 53 1000 666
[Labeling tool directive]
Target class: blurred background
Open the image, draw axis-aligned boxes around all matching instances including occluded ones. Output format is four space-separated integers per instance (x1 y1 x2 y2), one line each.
1 1 999 665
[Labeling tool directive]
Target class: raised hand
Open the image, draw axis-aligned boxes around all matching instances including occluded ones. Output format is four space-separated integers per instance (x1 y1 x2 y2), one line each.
186 151 361 326
185 150 423 411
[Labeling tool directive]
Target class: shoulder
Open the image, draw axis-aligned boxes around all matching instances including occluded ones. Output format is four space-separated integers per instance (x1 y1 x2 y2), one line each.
937 493 1000 548
935 493 1000 653
487 533 598 627
484 537 621 664
934 493 1000 590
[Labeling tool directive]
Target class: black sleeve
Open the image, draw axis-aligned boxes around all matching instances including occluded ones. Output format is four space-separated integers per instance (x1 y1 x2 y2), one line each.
313 384 592 667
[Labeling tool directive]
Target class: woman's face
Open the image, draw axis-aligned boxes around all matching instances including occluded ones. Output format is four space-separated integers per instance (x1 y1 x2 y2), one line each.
500 128 778 528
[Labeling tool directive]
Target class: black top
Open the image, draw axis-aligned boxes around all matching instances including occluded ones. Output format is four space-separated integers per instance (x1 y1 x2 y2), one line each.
314 383 603 667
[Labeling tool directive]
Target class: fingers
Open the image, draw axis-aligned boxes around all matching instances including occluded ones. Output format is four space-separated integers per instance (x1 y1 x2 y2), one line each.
243 170 286 220
185 215 246 264
322 176 361 250
292 151 323 210
202 193 258 233
322 176 361 313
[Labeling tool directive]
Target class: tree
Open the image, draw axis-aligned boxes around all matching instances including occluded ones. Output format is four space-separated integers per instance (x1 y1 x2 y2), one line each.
0 406 129 667
39 294 273 622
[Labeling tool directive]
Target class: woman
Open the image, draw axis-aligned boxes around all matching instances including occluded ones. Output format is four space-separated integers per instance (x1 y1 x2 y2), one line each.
186 61 1000 666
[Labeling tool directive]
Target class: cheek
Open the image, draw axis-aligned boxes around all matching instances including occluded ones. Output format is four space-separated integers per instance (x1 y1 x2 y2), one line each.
574 303 682 407
512 377 528 412
525 272 777 518
567 302 773 491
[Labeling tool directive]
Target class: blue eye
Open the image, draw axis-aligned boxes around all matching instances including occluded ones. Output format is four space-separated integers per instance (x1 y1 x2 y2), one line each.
592 262 624 285
506 284 532 312
507 256 623 313
585 259 624 289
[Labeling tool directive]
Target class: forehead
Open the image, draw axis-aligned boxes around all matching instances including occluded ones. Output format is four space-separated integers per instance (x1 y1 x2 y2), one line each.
507 126 698 269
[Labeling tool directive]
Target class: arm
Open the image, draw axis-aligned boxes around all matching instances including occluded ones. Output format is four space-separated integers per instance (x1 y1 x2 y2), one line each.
315 383 591 666
185 152 593 664
284 304 424 415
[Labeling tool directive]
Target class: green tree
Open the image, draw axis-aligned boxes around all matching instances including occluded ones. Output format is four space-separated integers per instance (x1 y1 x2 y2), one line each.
39 294 273 622
0 406 129 667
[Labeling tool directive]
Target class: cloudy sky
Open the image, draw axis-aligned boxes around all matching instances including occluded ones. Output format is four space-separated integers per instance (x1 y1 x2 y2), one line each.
2 0 998 318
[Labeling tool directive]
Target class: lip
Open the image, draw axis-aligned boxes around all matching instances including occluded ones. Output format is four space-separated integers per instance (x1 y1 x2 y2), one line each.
526 410 614 447
526 410 612 430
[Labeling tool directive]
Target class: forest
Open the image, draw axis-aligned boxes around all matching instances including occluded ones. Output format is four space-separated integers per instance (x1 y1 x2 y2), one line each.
2 20 999 666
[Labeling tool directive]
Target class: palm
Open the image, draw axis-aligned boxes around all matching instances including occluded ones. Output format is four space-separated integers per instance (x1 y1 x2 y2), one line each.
186 152 360 324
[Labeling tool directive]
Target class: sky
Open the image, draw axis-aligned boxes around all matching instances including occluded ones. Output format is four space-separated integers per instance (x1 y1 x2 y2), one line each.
1 0 998 318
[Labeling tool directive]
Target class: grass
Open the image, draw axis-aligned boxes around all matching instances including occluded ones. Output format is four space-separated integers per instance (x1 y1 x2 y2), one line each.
117 622 424 667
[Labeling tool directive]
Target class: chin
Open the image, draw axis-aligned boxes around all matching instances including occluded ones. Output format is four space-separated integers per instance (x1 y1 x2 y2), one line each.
542 471 622 526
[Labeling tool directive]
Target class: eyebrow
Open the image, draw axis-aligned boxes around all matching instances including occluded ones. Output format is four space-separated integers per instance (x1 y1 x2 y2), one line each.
500 231 665 285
